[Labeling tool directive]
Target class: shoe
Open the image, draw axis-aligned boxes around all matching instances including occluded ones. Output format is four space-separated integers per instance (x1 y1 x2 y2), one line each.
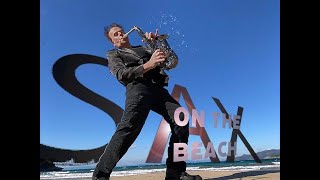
92 177 109 180
92 170 110 180
180 172 202 180
165 171 202 180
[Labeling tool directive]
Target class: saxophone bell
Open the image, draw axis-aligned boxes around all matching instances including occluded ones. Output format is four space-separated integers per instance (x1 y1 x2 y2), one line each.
123 26 179 71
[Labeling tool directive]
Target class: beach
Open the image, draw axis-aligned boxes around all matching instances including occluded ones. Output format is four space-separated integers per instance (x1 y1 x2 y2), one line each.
41 169 279 180
111 170 280 180
70 170 280 180
41 160 280 180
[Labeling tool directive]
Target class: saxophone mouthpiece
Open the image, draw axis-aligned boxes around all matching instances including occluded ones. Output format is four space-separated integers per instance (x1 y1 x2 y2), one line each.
122 33 128 39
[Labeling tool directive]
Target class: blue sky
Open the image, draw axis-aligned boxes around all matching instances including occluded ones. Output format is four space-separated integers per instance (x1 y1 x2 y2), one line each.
40 0 279 165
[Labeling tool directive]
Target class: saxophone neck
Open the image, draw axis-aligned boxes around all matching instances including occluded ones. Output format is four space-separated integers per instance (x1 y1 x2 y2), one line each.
123 26 156 50
123 26 146 39
133 26 150 42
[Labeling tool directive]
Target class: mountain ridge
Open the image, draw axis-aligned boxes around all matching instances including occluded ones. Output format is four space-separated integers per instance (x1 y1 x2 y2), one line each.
235 149 280 161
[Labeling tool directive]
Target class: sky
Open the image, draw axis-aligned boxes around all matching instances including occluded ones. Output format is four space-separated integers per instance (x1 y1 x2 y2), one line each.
40 0 279 166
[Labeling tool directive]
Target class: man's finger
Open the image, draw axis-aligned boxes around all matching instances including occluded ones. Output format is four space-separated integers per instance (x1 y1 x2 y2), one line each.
155 29 158 36
157 58 166 62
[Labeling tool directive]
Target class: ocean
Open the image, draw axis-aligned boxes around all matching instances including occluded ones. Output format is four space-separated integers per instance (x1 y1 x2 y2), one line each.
40 158 280 179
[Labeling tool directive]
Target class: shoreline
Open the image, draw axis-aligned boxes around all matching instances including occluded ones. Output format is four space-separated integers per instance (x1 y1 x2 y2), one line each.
41 169 280 180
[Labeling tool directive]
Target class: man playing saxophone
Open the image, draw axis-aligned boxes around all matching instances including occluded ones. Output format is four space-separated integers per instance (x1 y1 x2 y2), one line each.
92 23 202 180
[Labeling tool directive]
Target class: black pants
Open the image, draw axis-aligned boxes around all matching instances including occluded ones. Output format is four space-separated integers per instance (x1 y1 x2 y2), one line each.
93 80 189 176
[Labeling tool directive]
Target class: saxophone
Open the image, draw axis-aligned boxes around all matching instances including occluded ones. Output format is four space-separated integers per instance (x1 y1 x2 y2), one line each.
122 26 179 73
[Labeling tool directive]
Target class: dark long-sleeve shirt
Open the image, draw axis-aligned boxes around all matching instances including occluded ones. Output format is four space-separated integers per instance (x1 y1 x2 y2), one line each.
107 46 168 86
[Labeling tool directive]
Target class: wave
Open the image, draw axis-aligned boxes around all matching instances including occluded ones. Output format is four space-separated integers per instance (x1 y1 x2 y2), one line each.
41 172 93 179
40 163 280 179
186 164 280 171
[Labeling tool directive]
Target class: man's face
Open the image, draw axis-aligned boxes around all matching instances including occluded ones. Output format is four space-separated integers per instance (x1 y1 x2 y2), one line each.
108 27 129 48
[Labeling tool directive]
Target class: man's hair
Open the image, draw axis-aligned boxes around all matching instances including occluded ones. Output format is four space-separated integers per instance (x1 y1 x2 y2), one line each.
104 23 124 42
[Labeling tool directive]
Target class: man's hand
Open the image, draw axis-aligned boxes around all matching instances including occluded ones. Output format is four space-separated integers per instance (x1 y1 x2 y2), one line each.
143 29 159 42
143 49 166 73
